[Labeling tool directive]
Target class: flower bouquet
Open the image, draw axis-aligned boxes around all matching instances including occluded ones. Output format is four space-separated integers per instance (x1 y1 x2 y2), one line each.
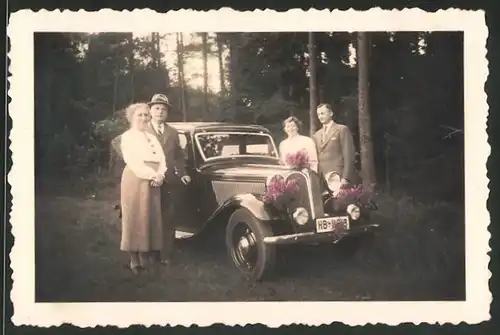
263 175 299 211
284 150 310 170
331 184 376 211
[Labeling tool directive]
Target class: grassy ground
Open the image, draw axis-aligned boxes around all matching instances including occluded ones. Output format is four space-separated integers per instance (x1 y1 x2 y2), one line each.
35 174 465 302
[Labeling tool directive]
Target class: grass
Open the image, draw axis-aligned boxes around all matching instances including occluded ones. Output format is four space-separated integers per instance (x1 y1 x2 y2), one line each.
34 174 465 302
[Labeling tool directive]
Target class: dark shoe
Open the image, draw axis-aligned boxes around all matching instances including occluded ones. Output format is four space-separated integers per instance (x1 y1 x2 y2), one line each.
129 265 141 275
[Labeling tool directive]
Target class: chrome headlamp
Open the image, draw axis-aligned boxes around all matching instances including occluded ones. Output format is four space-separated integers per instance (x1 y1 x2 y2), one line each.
324 171 342 193
292 207 309 225
347 204 361 220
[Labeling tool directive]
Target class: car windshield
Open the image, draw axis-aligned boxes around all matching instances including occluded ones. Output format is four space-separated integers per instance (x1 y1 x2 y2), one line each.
195 132 279 161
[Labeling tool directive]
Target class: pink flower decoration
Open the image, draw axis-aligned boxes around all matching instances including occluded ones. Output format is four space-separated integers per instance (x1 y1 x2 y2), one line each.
263 177 299 206
284 150 309 169
328 184 376 212
332 184 375 208
334 184 364 200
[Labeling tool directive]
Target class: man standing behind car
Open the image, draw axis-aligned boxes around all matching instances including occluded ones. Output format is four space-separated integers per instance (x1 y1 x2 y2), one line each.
147 93 191 266
313 103 358 188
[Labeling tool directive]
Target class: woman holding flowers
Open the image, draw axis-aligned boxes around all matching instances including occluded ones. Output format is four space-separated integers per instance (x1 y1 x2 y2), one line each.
119 103 167 275
278 116 319 172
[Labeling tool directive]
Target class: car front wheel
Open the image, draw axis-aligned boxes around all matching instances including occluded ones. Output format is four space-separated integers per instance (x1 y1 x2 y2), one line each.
225 208 276 281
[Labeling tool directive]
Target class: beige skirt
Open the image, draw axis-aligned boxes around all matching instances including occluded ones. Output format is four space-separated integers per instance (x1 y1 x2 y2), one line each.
120 162 163 252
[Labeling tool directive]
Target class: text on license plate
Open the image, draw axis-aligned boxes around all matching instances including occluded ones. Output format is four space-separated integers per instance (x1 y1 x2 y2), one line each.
316 216 350 233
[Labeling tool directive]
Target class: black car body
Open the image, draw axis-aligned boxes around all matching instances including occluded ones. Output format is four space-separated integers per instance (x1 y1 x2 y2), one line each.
166 122 379 280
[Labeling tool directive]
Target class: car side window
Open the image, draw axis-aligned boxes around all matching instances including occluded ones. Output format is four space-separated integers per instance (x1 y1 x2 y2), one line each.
178 133 189 161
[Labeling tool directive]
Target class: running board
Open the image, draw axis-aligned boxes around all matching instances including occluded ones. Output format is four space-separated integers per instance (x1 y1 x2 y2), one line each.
175 230 195 239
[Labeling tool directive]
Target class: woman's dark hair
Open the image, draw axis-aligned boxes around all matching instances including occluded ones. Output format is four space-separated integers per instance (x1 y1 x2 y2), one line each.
282 116 303 133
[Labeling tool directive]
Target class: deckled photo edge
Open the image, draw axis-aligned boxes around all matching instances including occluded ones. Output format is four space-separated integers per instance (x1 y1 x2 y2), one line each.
7 8 491 328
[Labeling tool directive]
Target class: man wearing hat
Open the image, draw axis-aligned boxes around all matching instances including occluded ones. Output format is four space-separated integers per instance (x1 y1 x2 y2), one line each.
147 93 191 265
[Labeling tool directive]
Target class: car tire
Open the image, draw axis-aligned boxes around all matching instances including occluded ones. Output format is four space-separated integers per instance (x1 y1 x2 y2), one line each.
226 208 276 281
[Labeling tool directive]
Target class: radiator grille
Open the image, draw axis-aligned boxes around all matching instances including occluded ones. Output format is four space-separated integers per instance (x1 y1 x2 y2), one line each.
286 172 310 213
308 172 325 217
286 171 325 220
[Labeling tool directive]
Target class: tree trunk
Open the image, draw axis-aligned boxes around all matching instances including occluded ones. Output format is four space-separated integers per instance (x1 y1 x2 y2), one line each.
151 33 157 68
216 34 226 95
357 32 377 191
162 34 170 90
176 32 188 121
228 34 240 115
127 34 135 103
202 32 209 118
151 32 162 68
308 32 318 136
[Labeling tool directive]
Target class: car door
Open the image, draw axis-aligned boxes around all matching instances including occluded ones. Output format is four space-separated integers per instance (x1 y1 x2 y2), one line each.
170 132 205 235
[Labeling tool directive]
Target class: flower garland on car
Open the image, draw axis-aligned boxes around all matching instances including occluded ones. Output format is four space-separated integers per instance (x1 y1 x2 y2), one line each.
263 175 299 211
284 150 310 170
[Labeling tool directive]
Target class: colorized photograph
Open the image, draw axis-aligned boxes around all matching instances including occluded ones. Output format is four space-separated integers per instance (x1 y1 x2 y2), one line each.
34 30 466 302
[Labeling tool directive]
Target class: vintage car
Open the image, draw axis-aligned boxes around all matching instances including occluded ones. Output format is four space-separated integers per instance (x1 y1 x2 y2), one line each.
119 122 379 280
161 122 380 280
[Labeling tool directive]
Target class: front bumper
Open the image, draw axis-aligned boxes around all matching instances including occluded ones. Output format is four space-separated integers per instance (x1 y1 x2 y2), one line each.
262 223 380 245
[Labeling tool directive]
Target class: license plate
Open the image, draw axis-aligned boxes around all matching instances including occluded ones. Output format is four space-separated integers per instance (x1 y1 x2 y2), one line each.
316 216 350 233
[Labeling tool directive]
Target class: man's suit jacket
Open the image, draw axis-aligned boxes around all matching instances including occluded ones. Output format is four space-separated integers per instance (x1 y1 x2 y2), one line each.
312 122 357 182
146 122 187 180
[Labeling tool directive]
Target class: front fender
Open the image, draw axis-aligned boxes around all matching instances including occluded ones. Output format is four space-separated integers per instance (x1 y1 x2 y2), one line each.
207 193 277 224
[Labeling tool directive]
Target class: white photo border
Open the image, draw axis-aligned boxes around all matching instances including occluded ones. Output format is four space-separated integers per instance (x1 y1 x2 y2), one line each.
7 8 491 327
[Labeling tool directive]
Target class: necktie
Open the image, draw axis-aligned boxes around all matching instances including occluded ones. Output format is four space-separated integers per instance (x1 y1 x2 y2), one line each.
157 125 163 135
322 125 328 143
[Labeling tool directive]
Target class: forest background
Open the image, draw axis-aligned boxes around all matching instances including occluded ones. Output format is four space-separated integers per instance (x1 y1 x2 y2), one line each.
35 31 463 203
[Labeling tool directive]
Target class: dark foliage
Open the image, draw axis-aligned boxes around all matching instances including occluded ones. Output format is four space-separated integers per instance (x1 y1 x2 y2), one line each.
34 31 463 204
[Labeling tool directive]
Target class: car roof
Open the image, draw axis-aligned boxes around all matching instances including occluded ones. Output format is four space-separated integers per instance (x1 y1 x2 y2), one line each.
169 122 272 134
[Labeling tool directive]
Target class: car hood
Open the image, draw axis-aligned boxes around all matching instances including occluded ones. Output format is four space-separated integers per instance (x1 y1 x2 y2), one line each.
207 163 294 180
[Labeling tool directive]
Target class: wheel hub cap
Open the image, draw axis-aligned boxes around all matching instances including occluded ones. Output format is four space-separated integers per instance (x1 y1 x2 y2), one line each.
237 233 256 255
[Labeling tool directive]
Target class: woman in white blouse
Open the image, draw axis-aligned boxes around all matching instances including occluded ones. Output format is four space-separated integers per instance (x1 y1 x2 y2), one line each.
119 103 167 275
278 116 319 172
